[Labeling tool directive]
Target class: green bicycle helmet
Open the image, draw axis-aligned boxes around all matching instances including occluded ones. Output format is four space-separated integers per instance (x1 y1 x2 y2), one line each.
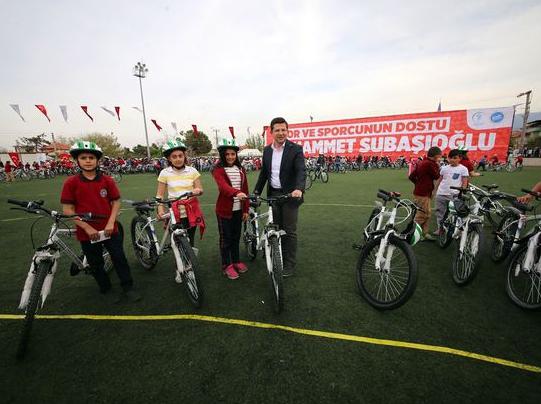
69 140 103 159
217 138 239 151
162 139 187 157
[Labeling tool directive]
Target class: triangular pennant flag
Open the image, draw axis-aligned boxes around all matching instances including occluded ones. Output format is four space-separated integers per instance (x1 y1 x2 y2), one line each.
10 104 25 122
192 124 198 137
132 106 143 113
115 106 120 121
229 126 235 139
151 119 162 131
171 122 178 133
101 106 115 118
261 125 269 138
81 106 94 122
35 105 51 122
59 105 68 122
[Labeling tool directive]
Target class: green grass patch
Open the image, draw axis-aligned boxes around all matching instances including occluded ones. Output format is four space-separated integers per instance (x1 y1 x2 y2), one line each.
0 169 540 403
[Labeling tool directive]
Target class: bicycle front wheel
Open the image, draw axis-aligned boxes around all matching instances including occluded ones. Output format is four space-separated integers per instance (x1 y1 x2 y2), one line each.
130 217 158 270
304 173 313 191
491 212 518 263
356 235 417 310
243 221 258 260
177 236 204 308
452 223 484 286
506 243 541 310
268 235 284 313
438 209 454 249
321 171 329 183
17 260 52 359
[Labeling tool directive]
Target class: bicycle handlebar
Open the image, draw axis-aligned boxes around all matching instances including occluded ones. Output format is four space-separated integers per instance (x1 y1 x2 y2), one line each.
6 199 105 221
248 193 294 203
521 189 541 199
154 192 194 205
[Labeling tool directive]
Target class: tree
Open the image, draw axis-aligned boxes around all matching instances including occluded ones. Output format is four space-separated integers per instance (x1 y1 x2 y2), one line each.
15 133 50 153
131 144 148 157
81 132 122 157
183 130 212 155
245 134 265 151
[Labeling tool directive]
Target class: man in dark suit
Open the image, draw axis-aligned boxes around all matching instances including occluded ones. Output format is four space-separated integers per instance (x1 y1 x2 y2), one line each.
254 117 305 277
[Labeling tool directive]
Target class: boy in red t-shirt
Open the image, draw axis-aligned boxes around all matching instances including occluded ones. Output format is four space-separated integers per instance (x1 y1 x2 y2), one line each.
61 141 141 302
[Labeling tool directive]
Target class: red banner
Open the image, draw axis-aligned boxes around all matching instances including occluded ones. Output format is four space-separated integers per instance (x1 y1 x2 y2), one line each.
81 106 94 122
35 104 51 122
229 126 235 138
268 107 514 161
151 119 162 131
192 124 198 137
8 152 21 166
114 106 120 121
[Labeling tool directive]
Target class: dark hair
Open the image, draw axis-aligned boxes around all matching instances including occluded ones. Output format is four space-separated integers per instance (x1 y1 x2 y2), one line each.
448 149 461 159
217 148 242 169
270 117 288 131
427 146 442 158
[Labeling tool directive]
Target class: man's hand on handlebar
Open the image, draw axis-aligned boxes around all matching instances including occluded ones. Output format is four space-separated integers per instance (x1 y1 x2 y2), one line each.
291 189 303 198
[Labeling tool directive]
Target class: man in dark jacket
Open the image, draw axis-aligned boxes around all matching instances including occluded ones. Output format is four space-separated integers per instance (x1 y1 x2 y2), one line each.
254 117 305 277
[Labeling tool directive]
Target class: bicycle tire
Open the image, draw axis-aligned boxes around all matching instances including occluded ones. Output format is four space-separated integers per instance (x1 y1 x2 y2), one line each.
452 223 484 286
491 211 519 263
243 221 258 261
177 236 204 308
268 235 284 313
321 171 329 183
309 170 317 181
438 209 454 249
17 260 52 359
304 173 312 191
130 216 158 270
356 235 417 310
506 243 541 310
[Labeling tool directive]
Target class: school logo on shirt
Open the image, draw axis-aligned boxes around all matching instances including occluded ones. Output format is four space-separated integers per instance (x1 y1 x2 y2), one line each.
452 173 460 180
100 188 108 198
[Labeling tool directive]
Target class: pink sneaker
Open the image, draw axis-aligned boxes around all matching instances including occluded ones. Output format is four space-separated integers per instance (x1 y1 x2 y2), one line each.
223 264 239 280
234 262 248 273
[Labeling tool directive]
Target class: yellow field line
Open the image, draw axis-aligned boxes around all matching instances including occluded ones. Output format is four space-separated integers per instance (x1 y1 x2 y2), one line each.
1 313 539 373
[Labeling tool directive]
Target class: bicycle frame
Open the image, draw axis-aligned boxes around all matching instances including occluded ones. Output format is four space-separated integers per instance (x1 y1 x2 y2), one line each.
450 192 483 258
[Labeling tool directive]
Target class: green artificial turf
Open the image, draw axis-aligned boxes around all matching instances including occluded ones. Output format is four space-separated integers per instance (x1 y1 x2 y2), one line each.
0 168 540 403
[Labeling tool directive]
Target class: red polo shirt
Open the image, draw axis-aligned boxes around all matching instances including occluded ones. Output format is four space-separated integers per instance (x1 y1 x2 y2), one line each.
413 159 440 197
60 173 120 241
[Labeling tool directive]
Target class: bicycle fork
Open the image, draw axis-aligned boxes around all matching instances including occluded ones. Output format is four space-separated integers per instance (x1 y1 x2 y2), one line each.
375 232 395 272
519 232 541 275
19 251 60 310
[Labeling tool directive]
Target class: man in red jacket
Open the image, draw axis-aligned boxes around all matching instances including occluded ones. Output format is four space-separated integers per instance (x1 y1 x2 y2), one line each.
411 146 442 241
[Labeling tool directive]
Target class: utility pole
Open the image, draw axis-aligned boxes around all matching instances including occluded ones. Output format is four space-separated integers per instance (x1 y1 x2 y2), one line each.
517 90 532 149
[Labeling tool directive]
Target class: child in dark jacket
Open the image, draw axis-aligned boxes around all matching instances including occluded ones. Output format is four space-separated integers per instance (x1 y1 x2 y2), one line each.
212 139 250 280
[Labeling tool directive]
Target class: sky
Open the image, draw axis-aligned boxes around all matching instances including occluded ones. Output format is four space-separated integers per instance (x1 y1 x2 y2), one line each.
1 0 540 150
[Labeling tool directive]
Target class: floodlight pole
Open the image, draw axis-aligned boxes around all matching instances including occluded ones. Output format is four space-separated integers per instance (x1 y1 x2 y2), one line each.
133 62 151 159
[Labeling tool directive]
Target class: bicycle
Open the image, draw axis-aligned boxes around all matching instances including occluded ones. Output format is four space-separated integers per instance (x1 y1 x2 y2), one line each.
244 194 292 313
128 192 203 308
505 189 541 309
490 191 536 263
438 186 485 286
309 164 329 184
6 199 117 359
354 189 423 310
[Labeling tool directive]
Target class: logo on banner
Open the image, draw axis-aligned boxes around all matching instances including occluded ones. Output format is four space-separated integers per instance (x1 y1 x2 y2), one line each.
472 112 484 125
491 112 504 123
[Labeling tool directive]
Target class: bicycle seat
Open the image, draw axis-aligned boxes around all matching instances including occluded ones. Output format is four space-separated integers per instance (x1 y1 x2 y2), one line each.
482 184 498 191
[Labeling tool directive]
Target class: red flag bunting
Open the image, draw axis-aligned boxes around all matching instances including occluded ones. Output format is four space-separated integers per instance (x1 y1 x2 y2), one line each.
35 105 51 122
151 119 162 131
229 126 235 138
192 124 198 137
261 125 269 137
81 106 94 122
8 152 21 166
115 106 120 121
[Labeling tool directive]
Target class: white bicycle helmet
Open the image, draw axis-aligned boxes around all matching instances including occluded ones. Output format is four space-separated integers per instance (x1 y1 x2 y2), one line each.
162 139 187 157
69 141 103 159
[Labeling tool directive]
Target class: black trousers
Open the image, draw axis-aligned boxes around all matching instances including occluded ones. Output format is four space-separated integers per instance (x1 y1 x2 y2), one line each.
216 210 242 267
81 233 134 293
269 189 300 271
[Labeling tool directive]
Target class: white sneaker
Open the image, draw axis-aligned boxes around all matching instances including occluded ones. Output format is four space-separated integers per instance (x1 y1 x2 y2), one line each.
175 271 183 284
192 247 199 257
